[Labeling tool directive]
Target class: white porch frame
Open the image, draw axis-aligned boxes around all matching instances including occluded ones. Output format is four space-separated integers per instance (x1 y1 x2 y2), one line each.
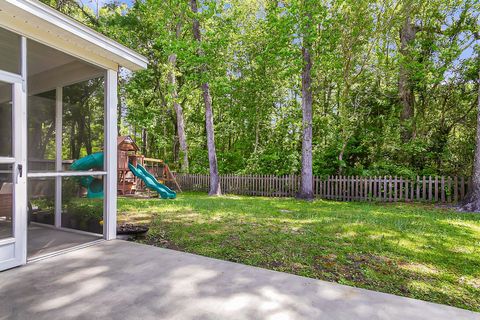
104 69 118 240
0 36 28 270
26 68 118 241
54 86 62 228
0 0 146 270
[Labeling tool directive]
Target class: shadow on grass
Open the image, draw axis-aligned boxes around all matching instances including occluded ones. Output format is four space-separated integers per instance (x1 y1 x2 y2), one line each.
118 192 480 311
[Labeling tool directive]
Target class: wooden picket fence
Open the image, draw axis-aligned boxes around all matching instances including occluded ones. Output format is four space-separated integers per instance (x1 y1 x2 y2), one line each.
176 174 470 203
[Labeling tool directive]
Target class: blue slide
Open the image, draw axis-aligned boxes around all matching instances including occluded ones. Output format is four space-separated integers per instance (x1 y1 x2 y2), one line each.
128 163 176 199
70 152 105 198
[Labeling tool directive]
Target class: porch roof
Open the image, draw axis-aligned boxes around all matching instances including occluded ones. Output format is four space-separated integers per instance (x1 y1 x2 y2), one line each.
0 0 148 71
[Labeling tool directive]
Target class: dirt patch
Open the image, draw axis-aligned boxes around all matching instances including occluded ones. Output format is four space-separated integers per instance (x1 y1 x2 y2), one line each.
313 253 345 281
268 260 285 268
314 253 394 285
219 234 243 249
144 236 184 252
347 253 391 265
159 240 183 251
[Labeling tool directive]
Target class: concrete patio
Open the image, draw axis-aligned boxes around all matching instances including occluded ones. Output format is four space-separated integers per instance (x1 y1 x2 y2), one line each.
0 240 478 320
28 224 101 259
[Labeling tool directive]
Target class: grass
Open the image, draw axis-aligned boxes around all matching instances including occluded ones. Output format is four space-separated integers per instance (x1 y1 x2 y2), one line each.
117 192 480 312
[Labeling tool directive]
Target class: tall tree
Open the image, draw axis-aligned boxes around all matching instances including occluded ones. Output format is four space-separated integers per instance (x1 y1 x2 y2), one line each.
168 21 189 172
398 3 418 142
461 27 480 211
461 68 480 211
298 9 314 200
95 0 480 182
190 0 221 195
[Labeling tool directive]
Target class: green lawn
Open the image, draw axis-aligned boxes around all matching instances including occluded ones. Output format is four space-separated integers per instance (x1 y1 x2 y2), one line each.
117 192 480 311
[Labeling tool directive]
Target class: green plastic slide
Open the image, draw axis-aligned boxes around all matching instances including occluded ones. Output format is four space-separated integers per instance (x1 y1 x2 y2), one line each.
70 152 104 198
70 152 104 171
128 163 176 199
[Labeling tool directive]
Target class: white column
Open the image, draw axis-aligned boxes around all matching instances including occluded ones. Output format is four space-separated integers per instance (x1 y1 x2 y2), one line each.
54 87 62 228
104 68 118 240
18 37 28 264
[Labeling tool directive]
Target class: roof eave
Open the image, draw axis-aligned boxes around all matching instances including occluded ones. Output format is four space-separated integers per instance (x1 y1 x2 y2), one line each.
4 0 148 71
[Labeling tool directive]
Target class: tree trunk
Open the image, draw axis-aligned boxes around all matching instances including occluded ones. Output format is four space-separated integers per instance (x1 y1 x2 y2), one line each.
163 125 167 158
298 40 314 200
190 0 221 195
168 50 189 172
172 111 179 163
202 83 221 195
142 128 148 157
337 138 349 175
254 121 259 153
398 13 417 142
460 69 480 211
70 122 75 159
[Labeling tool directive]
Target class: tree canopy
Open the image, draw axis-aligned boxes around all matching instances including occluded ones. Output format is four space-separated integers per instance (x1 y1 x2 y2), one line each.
42 0 480 178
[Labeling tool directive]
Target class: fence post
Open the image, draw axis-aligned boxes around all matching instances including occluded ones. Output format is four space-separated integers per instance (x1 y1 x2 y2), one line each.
404 178 409 202
347 175 350 201
382 176 386 202
399 177 403 202
372 176 376 200
255 174 262 196
441 176 445 203
333 175 336 200
394 176 398 202
369 176 373 201
353 176 357 201
327 176 330 199
271 174 274 197
410 178 414 201
270 174 274 197
367 176 371 201
421 176 425 201
259 174 262 196
349 175 353 201
429 176 433 202
264 174 268 197
447 176 451 203
339 175 342 201
331 175 334 200
454 176 458 202
357 176 361 201
347 176 350 201
388 176 391 202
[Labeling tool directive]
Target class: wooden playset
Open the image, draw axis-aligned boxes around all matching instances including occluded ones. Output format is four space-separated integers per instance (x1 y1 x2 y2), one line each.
117 136 180 196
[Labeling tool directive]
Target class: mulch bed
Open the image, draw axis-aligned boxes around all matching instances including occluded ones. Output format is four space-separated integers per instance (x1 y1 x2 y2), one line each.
117 223 149 235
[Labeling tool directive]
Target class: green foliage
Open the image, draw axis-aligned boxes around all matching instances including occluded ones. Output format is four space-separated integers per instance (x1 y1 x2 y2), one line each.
46 0 480 177
64 198 103 220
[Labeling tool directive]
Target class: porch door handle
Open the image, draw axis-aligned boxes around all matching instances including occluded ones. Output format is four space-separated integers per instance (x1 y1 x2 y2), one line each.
17 164 23 182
